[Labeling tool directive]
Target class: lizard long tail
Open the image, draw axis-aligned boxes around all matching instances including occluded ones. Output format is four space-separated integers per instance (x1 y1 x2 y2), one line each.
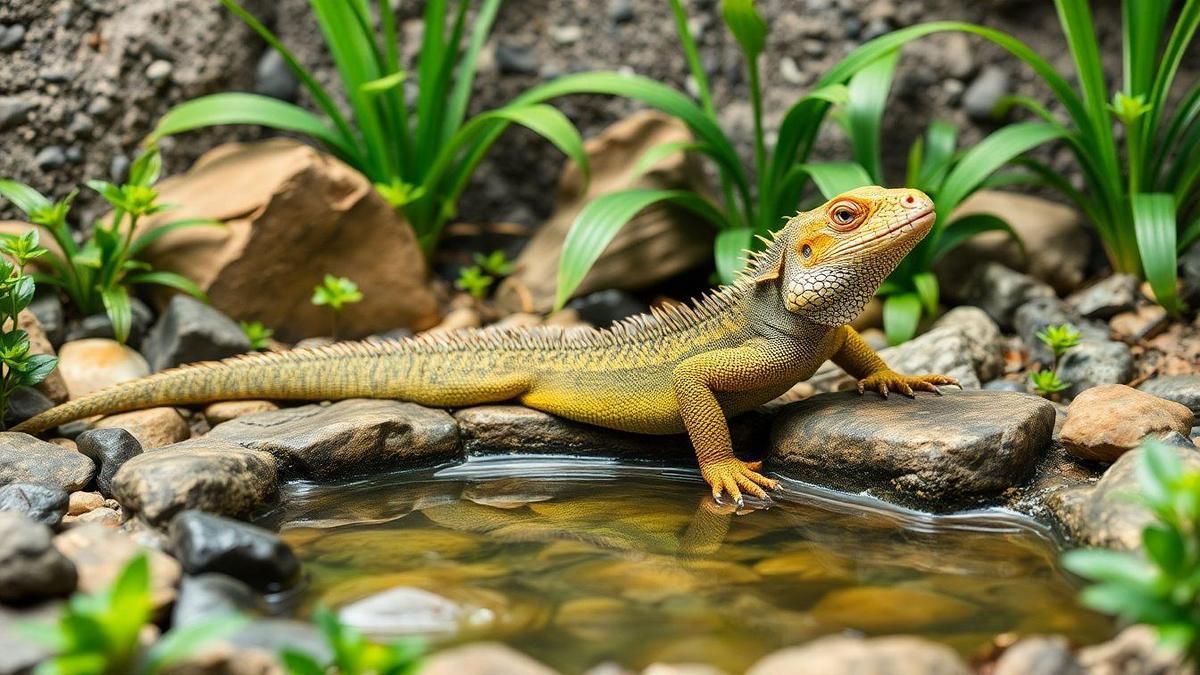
12 338 532 434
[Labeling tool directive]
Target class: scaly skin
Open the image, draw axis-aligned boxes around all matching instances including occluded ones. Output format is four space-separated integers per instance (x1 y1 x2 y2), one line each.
14 186 958 504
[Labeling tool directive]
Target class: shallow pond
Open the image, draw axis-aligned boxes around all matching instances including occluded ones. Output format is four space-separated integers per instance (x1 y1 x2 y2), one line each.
262 457 1112 673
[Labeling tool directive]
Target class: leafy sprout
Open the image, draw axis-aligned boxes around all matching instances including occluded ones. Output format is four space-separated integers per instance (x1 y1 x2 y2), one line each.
280 606 423 675
0 146 222 343
0 230 57 428
1063 439 1200 664
150 0 590 256
1029 369 1071 396
240 320 274 351
311 275 363 312
1028 322 1080 397
472 250 515 278
454 266 494 300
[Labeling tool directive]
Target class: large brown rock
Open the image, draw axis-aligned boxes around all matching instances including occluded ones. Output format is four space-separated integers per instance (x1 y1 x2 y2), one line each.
495 110 714 313
768 390 1054 507
111 439 279 525
94 407 191 448
53 523 181 611
208 399 461 479
1060 384 1194 462
56 338 151 399
134 139 440 341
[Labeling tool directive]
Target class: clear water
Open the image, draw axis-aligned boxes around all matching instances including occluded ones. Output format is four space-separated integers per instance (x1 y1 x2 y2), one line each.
263 457 1112 674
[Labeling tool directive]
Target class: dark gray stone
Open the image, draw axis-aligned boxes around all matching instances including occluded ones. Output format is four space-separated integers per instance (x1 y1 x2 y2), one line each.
63 296 154 347
109 154 130 183
984 379 1024 392
0 433 94 493
0 512 76 603
141 295 250 371
1066 274 1140 319
494 41 539 76
28 294 64 348
608 0 635 24
768 390 1055 508
1058 340 1136 398
1139 375 1200 416
0 97 33 131
0 25 25 52
955 262 1055 329
0 483 68 527
209 399 461 479
567 289 649 328
1181 241 1200 303
173 573 258 628
170 511 299 593
111 439 278 526
254 49 299 102
3 387 53 428
75 428 143 498
964 66 1010 121
34 146 65 171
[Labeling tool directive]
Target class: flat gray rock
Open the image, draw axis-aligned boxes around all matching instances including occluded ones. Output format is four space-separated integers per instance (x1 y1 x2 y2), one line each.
0 432 94 492
768 390 1055 508
0 512 76 603
111 439 279 526
208 399 461 479
1139 374 1200 416
0 483 68 527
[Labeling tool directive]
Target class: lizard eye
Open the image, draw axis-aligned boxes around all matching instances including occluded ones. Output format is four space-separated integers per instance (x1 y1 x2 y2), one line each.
801 244 813 258
828 200 862 230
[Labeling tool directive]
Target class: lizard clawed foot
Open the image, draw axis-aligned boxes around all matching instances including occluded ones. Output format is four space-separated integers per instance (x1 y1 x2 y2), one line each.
856 370 960 399
701 458 778 508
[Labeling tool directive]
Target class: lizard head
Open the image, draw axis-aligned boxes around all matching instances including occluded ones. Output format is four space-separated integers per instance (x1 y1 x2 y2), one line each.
752 186 935 326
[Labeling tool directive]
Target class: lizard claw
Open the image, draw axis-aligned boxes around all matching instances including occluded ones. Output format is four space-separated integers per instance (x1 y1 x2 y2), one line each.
702 458 778 506
857 371 959 399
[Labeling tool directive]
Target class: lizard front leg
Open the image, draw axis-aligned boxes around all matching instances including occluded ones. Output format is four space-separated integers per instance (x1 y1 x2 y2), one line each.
831 325 959 397
672 343 781 506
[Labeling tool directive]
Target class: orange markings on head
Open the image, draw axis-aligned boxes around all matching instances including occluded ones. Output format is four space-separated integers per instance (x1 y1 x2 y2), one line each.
826 198 869 232
796 233 836 265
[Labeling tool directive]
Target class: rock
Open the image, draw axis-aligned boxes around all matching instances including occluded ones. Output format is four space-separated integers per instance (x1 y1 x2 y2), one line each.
227 619 332 664
927 306 1004 381
57 338 151 399
34 146 66 171
953 262 1055 329
993 636 1081 675
203 400 279 426
1110 304 1170 343
13 309 68 404
0 603 60 673
0 512 76 603
1139 375 1200 415
1066 274 1140 319
494 41 539 75
874 309 1003 389
207 399 460 479
1057 340 1136 398
2 387 53 428
63 297 154 346
609 0 635 23
1048 440 1200 551
747 635 970 675
254 48 299 101
1181 240 1200 303
67 506 121 529
495 111 715 313
53 524 181 610
420 643 558 675
29 294 64 348
0 432 94 492
338 586 472 635
1077 625 1189 675
963 66 1010 120
134 139 439 342
1060 384 1193 462
567 290 648 328
172 573 258 628
984 379 1024 392
75 428 144 497
0 25 24 52
0 97 33 131
768 390 1054 506
67 491 105 516
145 59 173 83
169 511 299 592
93 407 190 448
141 295 251 371
111 439 278 526
454 405 766 461
1013 297 1081 366
0 483 68 526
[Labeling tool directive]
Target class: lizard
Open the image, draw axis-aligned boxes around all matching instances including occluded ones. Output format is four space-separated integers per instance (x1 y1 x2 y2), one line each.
14 186 958 505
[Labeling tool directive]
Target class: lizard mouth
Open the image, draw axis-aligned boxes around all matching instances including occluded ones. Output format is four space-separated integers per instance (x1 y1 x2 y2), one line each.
834 207 935 258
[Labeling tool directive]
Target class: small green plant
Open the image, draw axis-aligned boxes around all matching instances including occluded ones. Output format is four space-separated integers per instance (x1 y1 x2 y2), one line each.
281 606 423 675
454 266 494 300
1028 323 1081 397
1063 439 1200 664
811 51 1052 344
31 555 244 675
472 250 515 278
0 230 57 429
240 320 274 351
151 0 589 255
0 147 218 343
312 274 363 338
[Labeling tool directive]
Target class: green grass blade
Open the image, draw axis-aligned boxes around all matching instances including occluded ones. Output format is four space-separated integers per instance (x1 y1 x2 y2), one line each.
1180 215 1200 252
126 271 208 300
770 83 848 193
845 49 900 184
446 0 501 141
630 141 705 179
936 122 1065 221
719 0 767 62
931 213 1024 263
0 180 51 215
150 93 358 160
715 227 753 283
917 120 958 189
1143 0 1200 166
1131 193 1182 315
413 0 453 170
128 219 224 259
1156 84 1200 187
882 292 922 345
796 162 874 200
912 271 939 316
100 285 133 344
556 189 726 309
669 0 714 115
1122 0 1171 96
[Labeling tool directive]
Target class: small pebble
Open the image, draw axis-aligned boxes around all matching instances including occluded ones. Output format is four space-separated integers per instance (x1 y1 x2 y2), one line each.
68 491 105 516
0 24 25 52
146 60 174 83
35 146 66 170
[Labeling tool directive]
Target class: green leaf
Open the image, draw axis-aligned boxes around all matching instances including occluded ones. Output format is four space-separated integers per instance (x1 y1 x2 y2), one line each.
150 93 358 161
1062 548 1154 585
128 218 225 258
280 649 326 675
1181 215 1200 252
1142 524 1186 576
936 122 1066 221
0 180 51 215
916 120 958 189
630 141 705 180
714 228 753 284
9 275 34 314
12 355 58 389
668 0 715 115
127 147 162 188
126 271 207 301
844 50 900 183
1138 439 1184 510
100 286 133 344
465 105 590 184
911 272 939 316
359 71 407 95
930 214 1024 263
445 0 501 140
719 0 768 62
882 292 922 345
556 189 726 309
1131 193 1182 315
797 162 875 200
